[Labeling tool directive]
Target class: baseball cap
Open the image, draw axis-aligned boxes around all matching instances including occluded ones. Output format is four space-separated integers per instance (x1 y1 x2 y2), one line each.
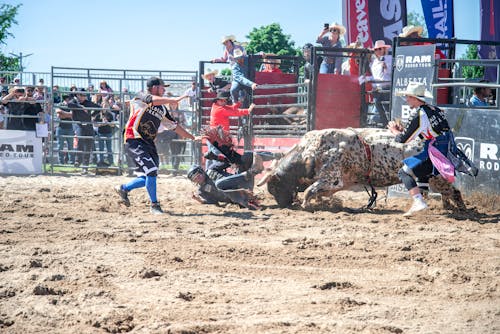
146 76 171 88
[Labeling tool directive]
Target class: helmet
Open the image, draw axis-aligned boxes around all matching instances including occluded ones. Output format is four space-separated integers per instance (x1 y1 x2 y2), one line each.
187 165 204 181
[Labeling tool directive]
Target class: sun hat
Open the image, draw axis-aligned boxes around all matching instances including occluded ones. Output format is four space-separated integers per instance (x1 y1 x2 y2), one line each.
399 25 423 38
329 22 346 36
395 82 433 101
221 35 236 44
202 69 219 80
371 40 391 50
146 76 171 88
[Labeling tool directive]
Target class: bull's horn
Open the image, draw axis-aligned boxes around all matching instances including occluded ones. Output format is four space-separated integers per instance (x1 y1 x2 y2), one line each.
256 160 279 187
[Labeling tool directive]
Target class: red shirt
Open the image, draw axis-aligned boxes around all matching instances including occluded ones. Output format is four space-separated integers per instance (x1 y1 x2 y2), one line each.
261 67 283 73
209 102 250 131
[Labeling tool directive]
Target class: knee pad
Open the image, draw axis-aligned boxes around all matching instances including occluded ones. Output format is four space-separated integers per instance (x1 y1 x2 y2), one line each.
398 167 417 191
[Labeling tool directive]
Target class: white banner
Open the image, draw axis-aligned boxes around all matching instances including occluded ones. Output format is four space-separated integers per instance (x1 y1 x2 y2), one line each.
0 130 43 174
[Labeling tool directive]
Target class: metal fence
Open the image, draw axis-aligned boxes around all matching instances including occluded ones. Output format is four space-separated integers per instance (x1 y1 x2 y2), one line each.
0 68 200 176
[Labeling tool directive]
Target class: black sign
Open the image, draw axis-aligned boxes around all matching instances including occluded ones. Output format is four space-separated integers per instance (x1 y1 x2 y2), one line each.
390 44 436 122
445 107 500 195
367 0 407 46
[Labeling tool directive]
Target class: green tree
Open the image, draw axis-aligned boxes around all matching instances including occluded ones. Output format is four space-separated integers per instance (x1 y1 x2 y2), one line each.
407 11 428 37
460 44 484 79
0 3 21 71
246 23 299 56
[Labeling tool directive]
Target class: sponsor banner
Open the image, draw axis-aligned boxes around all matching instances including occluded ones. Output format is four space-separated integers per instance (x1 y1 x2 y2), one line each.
479 0 500 82
389 107 500 197
391 44 436 122
445 107 500 194
344 0 407 47
0 130 43 175
421 0 454 39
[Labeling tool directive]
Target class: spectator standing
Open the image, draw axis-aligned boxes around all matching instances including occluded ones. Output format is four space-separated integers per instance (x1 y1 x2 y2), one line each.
69 88 100 172
0 89 8 128
55 94 75 164
93 107 115 166
88 84 98 103
98 80 113 105
34 85 45 101
316 22 345 74
203 69 231 93
1 86 26 130
184 81 200 110
302 43 314 82
212 35 258 108
0 76 8 92
23 86 43 131
114 76 199 215
388 82 452 216
52 85 61 104
1 86 41 131
369 40 392 126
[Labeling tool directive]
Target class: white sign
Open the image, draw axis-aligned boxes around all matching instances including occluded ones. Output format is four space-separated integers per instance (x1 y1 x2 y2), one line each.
0 130 43 174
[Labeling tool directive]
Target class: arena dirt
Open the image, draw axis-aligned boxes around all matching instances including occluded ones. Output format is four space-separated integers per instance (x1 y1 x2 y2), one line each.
0 174 498 333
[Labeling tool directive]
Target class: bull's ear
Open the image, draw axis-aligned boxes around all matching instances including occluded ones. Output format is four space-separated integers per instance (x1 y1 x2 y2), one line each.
304 157 315 179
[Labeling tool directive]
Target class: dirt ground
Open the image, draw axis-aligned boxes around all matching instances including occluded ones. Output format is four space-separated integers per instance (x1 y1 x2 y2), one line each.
0 174 498 334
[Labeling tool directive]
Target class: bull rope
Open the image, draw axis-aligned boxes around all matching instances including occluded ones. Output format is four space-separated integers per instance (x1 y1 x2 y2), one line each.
349 128 378 209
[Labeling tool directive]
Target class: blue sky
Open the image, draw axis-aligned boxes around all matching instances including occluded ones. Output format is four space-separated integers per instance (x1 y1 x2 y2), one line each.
1 0 480 74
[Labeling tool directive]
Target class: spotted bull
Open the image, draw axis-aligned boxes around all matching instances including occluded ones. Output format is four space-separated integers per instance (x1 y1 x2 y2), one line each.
259 128 466 210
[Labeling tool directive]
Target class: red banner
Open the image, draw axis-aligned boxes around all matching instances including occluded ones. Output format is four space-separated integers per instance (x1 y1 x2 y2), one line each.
344 0 407 48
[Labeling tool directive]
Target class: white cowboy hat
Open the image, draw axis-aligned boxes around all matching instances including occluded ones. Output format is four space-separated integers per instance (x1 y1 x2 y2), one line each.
221 34 236 44
371 40 391 50
202 69 219 80
395 82 433 101
399 25 423 38
329 22 346 36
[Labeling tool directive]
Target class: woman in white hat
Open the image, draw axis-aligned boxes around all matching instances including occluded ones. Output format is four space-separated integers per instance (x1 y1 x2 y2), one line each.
212 35 257 107
369 40 392 126
316 22 346 74
388 82 453 216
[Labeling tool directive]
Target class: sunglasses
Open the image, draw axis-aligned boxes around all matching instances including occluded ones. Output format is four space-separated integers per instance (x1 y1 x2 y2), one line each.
330 29 340 33
374 48 384 51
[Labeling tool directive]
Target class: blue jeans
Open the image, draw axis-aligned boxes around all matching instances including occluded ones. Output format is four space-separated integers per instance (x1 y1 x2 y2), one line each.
56 127 74 164
230 60 255 107
97 132 113 164
215 172 251 190
372 90 390 126
403 132 451 178
320 61 335 74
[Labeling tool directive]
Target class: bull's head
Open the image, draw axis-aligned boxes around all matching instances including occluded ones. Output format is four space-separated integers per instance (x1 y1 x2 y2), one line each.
261 146 316 208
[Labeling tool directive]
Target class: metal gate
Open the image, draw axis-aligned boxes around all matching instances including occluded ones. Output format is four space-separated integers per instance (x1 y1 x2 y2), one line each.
48 67 198 175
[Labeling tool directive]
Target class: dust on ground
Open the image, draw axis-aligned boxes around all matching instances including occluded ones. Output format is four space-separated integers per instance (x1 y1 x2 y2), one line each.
0 174 498 333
